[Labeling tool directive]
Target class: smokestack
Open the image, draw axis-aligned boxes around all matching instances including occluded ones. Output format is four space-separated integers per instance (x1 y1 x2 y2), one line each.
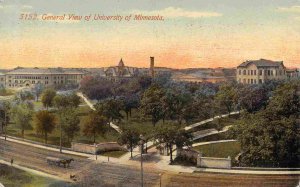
150 57 155 78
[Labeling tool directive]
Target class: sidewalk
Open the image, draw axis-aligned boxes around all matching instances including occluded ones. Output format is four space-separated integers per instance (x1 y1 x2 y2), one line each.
192 125 232 141
195 167 300 175
192 139 237 147
185 111 240 131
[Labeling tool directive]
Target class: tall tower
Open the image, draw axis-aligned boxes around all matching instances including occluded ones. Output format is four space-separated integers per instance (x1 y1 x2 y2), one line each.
149 57 155 78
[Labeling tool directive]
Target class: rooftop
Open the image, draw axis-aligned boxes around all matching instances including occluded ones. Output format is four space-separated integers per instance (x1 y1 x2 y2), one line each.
238 59 284 68
6 67 85 75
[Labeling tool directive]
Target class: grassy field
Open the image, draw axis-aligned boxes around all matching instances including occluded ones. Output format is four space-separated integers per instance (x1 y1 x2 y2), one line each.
193 141 241 158
6 105 119 148
0 164 70 187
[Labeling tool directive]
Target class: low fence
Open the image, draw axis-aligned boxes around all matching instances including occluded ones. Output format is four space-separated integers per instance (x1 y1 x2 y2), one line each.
71 142 126 154
177 148 232 169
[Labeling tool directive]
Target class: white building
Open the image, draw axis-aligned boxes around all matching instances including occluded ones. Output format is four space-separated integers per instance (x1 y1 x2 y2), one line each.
237 59 287 84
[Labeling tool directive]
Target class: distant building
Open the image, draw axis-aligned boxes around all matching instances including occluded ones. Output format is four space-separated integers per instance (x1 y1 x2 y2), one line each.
104 58 140 81
286 68 299 80
103 57 156 81
237 59 287 84
4 67 85 88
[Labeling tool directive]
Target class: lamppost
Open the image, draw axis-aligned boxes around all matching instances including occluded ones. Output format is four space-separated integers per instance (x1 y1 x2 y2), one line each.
139 134 145 187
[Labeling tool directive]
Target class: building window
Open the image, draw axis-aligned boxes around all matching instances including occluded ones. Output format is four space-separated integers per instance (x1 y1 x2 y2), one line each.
254 79 257 84
254 70 256 75
239 70 241 75
243 70 246 75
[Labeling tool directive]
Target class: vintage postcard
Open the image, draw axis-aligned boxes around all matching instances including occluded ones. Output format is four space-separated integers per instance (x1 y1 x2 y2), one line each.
0 0 299 186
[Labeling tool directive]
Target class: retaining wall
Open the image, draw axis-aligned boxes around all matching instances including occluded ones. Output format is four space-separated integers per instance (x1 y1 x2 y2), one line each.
71 142 126 154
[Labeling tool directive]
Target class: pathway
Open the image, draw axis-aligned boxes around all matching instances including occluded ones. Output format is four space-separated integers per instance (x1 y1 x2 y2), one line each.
192 139 237 147
77 92 121 133
192 125 232 141
185 111 240 131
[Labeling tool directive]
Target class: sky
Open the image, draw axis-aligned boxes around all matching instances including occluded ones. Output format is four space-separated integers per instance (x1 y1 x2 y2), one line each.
0 0 300 69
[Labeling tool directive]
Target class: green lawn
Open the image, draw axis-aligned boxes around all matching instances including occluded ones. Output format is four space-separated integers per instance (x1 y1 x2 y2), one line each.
100 150 128 158
193 141 241 158
0 164 70 187
6 105 119 148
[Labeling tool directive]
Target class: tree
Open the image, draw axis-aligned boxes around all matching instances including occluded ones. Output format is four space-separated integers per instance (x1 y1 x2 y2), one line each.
83 111 109 143
80 76 114 100
41 88 56 109
53 93 81 109
34 110 56 144
140 85 165 126
162 88 193 125
215 83 237 115
60 108 80 143
229 82 300 167
154 124 192 163
121 94 140 120
118 126 140 158
95 98 124 122
11 102 34 138
33 83 44 101
0 101 11 139
15 91 34 103
236 85 268 112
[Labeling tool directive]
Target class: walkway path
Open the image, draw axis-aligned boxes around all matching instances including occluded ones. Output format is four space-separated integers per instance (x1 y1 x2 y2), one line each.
185 111 240 131
77 92 121 133
192 125 232 141
192 139 237 147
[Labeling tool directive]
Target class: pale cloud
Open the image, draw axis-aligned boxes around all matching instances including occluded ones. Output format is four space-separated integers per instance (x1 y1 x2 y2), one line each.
130 7 222 18
277 5 300 13
0 5 3 9
22 5 33 9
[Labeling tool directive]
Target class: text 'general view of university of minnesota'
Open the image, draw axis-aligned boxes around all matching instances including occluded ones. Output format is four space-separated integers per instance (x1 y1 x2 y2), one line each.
0 1 300 187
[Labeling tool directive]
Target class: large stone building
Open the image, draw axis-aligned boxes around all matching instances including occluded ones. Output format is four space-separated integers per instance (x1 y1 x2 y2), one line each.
3 67 85 88
237 59 287 84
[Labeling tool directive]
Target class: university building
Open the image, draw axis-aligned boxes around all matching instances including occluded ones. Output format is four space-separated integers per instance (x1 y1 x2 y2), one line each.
236 59 287 84
3 67 85 88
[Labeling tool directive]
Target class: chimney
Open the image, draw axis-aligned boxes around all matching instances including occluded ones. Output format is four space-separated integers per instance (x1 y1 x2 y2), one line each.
150 57 155 78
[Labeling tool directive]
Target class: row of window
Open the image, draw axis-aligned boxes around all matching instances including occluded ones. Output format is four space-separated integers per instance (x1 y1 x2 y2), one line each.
238 78 263 84
238 69 285 76
8 75 82 80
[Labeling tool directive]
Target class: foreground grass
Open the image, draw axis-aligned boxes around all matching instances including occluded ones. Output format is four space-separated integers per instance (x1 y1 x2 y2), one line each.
193 141 241 158
0 164 70 187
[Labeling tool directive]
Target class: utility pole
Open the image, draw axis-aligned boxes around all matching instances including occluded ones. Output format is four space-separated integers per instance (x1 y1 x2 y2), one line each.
59 122 62 153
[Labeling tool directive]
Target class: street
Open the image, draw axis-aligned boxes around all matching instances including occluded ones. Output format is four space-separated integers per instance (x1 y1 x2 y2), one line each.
0 139 299 187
